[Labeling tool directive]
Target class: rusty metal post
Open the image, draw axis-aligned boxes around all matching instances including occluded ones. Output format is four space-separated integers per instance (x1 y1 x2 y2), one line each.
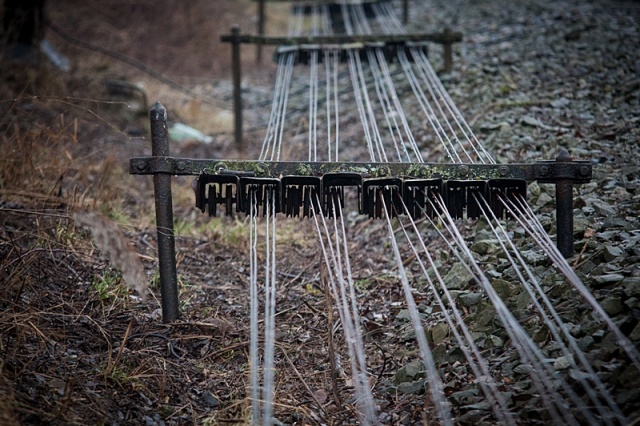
403 0 409 24
231 25 244 157
257 0 265 64
555 149 574 258
150 102 180 322
443 27 453 73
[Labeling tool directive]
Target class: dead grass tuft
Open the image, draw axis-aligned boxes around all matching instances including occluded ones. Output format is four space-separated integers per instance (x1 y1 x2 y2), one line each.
73 209 148 301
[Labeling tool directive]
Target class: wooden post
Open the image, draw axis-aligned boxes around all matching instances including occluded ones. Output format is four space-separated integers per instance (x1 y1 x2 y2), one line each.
403 0 409 25
231 25 244 156
443 27 453 73
257 0 265 64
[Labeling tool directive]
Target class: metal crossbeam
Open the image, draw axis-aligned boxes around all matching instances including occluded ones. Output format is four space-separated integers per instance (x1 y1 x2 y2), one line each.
220 32 462 46
130 157 592 183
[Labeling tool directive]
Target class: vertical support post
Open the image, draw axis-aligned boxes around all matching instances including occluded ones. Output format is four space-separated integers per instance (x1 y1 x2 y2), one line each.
257 0 265 64
403 0 409 25
231 25 244 157
555 149 574 258
150 102 180 322
443 27 453 73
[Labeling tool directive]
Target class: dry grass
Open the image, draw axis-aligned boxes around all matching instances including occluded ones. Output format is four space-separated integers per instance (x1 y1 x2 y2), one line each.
73 209 149 301
0 2 313 423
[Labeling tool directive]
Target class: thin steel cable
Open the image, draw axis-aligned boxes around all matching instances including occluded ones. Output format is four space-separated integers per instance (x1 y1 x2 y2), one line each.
413 50 495 164
398 49 460 162
380 196 454 426
262 189 277 425
506 195 640 372
260 54 288 161
310 194 377 424
473 193 625 425
427 194 592 425
375 49 423 161
396 197 516 425
347 50 377 161
367 49 405 161
249 191 260 424
409 53 475 163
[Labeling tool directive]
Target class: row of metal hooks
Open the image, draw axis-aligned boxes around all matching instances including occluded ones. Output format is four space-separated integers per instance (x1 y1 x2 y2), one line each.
194 172 527 220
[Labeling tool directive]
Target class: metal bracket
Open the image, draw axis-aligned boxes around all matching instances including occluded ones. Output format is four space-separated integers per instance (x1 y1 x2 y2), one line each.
130 157 592 183
132 103 591 322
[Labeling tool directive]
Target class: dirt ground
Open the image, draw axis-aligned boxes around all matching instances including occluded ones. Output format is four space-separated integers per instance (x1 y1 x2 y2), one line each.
1 0 639 425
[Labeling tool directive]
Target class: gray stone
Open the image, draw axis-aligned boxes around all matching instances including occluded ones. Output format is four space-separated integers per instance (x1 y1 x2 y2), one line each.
462 401 492 411
430 323 449 345
528 182 541 197
550 97 571 108
449 388 480 405
596 230 619 241
492 279 513 299
522 115 542 127
610 186 630 200
480 121 502 131
394 361 425 385
520 249 547 266
396 309 411 321
532 327 548 343
603 245 624 261
592 201 616 217
457 411 486 425
592 274 624 286
578 335 595 351
444 262 474 290
624 297 639 309
574 214 592 236
396 309 426 322
202 391 220 408
489 334 505 348
622 277 640 297
599 297 625 316
471 240 498 255
431 344 448 364
536 192 553 207
578 260 597 274
396 379 426 395
459 292 484 307
499 122 512 134
629 323 640 341
553 354 574 370
474 307 497 330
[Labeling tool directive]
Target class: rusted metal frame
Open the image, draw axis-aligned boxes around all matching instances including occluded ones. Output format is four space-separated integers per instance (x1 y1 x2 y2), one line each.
132 151 591 259
130 157 592 183
220 32 462 46
251 0 391 4
148 103 180 323
274 42 428 65
552 149 575 258
222 28 461 152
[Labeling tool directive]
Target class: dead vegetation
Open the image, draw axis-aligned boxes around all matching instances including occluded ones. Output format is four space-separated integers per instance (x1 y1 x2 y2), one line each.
0 1 362 424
